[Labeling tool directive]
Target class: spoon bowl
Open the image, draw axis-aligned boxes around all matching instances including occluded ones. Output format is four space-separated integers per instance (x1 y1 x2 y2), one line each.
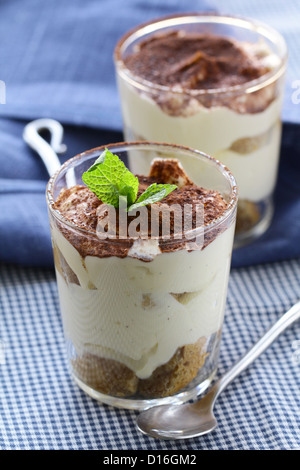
137 300 300 440
137 400 217 440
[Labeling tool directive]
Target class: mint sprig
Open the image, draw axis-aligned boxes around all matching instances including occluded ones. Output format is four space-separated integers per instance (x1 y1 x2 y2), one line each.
128 183 177 212
82 148 139 208
82 148 177 211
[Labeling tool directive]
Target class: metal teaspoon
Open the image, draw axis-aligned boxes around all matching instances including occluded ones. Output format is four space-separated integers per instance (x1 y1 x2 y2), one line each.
136 300 300 440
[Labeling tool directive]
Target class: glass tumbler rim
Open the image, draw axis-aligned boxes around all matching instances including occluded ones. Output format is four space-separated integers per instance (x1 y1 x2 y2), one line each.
46 140 238 243
114 11 288 97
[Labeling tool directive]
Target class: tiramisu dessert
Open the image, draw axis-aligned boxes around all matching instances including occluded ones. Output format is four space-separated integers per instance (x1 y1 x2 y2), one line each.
46 143 237 409
114 14 287 242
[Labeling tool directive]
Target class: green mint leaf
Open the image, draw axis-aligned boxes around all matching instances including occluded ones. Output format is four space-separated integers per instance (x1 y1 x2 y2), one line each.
118 183 138 207
82 148 139 208
128 183 177 212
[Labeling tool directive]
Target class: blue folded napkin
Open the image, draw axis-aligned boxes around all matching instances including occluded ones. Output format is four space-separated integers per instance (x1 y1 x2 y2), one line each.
0 0 299 268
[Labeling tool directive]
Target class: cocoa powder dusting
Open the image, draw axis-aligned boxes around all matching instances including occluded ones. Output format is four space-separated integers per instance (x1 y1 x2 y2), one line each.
122 31 277 114
53 159 229 260
125 32 269 90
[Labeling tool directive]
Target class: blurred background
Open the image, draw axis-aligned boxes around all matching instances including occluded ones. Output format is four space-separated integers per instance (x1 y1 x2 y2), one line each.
0 0 299 267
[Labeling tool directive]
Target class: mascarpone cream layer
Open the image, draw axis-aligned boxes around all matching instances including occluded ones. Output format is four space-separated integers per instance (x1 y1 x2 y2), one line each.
118 77 283 201
53 223 234 379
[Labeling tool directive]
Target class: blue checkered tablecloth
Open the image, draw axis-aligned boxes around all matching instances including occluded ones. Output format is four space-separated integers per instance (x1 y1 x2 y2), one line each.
0 0 300 452
1 258 299 450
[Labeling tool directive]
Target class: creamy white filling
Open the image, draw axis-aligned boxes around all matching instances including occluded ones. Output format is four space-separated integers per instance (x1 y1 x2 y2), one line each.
52 223 234 379
214 121 282 202
117 76 283 201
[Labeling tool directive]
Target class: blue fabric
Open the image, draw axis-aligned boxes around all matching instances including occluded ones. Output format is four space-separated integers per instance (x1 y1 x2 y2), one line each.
213 0 300 126
0 0 299 268
0 0 213 129
1 258 299 449
232 123 300 268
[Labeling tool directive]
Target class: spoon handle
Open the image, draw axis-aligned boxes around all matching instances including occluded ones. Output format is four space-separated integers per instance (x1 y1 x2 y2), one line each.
211 300 300 403
23 119 66 177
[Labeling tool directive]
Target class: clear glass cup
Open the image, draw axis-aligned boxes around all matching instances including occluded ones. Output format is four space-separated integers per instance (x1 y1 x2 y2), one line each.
114 13 287 247
46 142 237 410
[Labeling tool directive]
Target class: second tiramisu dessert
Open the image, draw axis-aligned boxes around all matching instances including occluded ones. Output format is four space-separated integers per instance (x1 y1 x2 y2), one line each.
47 143 237 409
114 14 287 242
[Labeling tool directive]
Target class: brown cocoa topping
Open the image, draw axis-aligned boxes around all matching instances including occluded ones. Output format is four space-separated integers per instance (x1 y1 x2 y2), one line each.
53 159 229 259
148 158 193 187
125 32 269 90
122 31 277 114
